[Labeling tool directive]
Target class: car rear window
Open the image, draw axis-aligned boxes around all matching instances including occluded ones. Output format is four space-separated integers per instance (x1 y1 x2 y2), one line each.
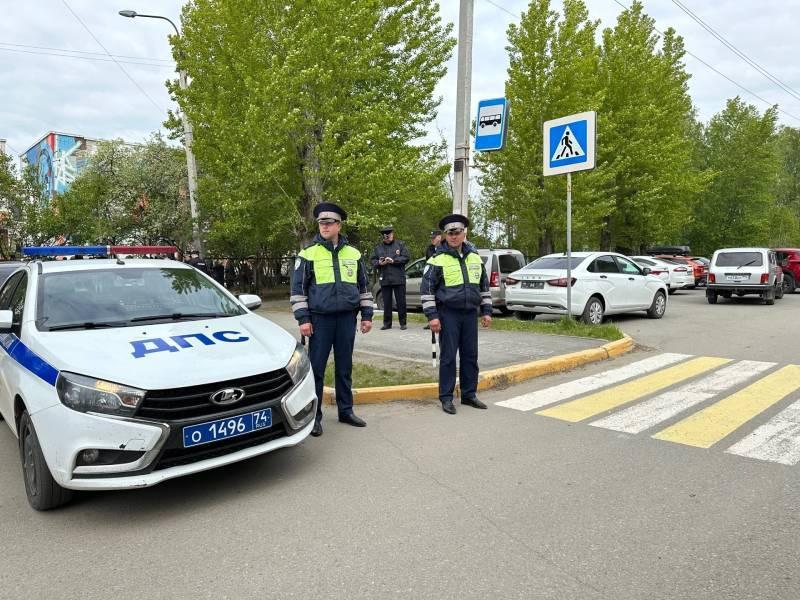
527 256 586 269
498 254 524 273
715 252 764 267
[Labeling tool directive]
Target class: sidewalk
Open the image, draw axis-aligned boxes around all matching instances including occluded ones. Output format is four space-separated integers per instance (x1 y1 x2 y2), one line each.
255 301 605 370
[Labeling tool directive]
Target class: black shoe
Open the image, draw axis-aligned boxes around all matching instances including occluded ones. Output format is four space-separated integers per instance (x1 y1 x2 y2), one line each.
400 324 407 330
462 397 488 409
380 325 392 330
311 420 323 437
339 413 367 427
441 400 456 414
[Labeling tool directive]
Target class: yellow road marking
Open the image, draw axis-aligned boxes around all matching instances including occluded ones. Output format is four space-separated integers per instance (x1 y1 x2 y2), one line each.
653 365 800 448
536 356 731 423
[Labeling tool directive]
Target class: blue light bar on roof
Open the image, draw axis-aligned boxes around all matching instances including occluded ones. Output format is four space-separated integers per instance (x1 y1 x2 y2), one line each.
23 245 109 257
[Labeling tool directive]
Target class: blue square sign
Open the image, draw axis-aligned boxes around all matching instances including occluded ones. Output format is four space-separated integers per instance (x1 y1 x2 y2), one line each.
475 97 508 152
543 111 596 176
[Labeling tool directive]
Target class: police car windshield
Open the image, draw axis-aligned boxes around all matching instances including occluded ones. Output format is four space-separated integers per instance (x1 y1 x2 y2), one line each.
37 267 244 331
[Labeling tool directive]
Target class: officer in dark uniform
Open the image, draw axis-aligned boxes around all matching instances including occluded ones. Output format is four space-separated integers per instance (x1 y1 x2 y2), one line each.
425 230 442 260
420 214 492 414
370 225 410 330
187 250 208 274
290 202 374 436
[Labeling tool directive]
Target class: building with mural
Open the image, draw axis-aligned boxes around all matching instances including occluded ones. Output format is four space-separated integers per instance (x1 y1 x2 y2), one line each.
21 132 100 202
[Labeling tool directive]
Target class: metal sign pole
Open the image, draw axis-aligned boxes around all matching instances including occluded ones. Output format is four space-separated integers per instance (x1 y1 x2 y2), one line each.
566 172 572 319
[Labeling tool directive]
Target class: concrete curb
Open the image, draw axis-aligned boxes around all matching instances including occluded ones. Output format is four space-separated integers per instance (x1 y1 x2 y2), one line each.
323 335 635 405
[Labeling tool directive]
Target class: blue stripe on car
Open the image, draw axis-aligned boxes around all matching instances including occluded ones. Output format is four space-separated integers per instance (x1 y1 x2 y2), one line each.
0 333 58 386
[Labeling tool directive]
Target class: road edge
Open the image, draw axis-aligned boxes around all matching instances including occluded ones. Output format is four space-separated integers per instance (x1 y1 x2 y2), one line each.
323 335 634 405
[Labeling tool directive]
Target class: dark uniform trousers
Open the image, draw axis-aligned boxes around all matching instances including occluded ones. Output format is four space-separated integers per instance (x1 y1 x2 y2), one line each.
308 311 358 421
381 284 407 327
438 306 479 403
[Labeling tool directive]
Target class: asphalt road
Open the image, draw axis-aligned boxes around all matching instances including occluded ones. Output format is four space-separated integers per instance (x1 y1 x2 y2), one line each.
1 289 798 599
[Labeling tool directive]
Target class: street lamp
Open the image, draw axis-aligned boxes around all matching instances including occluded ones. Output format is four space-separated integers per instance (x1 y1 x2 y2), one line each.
119 9 204 257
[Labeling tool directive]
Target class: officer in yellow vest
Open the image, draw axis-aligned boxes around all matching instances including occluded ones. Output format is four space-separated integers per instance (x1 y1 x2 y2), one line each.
291 203 374 436
421 214 492 414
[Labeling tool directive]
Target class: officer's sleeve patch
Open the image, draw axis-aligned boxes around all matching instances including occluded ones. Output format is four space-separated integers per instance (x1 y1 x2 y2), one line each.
294 258 301 270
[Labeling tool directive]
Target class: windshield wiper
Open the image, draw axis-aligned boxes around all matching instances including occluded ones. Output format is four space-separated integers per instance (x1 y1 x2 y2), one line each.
129 312 229 323
47 321 127 331
736 260 757 269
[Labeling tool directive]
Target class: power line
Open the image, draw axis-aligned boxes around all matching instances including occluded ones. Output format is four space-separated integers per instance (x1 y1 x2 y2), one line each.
60 0 165 113
0 41 172 63
481 0 519 19
670 0 800 104
609 0 800 123
0 46 172 68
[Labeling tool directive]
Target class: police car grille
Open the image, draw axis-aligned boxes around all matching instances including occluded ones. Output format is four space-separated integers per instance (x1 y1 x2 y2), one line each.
137 369 294 420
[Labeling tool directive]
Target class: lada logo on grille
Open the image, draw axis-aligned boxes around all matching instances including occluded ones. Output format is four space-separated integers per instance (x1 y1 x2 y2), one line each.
209 387 246 406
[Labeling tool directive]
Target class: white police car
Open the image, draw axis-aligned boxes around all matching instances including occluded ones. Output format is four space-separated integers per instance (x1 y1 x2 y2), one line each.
0 246 316 510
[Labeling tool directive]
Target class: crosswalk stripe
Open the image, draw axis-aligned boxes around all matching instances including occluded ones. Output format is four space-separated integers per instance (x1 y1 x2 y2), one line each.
536 356 731 423
726 400 800 465
495 353 691 412
653 365 800 449
589 360 776 434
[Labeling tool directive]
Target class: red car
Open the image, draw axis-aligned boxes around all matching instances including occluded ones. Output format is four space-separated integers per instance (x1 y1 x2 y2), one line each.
773 248 800 293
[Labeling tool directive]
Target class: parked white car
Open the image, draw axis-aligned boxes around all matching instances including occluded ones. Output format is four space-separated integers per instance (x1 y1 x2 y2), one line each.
0 248 317 510
630 255 694 293
505 252 668 324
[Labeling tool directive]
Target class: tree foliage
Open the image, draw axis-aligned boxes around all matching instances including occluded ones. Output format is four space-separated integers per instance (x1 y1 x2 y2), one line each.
173 0 455 257
57 135 192 247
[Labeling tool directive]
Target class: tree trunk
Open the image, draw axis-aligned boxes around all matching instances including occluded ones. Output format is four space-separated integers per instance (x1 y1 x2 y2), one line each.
296 127 324 244
599 216 613 251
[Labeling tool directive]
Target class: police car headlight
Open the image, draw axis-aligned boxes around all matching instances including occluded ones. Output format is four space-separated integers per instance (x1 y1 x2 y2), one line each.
56 372 145 417
285 343 311 385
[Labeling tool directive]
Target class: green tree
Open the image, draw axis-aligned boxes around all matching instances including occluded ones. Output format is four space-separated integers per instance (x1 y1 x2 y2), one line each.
771 126 800 246
173 0 455 257
477 0 609 257
688 98 779 254
597 1 707 252
58 136 192 247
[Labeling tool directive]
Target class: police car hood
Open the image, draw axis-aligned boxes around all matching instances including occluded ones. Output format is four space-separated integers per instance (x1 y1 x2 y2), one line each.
32 313 296 390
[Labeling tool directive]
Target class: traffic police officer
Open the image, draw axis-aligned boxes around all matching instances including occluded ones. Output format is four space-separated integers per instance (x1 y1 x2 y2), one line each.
290 202 374 436
370 225 410 330
421 214 492 414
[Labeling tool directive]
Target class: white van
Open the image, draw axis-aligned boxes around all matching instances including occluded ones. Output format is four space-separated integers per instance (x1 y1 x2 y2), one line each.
706 248 784 305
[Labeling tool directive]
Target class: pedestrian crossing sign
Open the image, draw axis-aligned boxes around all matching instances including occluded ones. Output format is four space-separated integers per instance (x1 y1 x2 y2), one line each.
543 111 596 176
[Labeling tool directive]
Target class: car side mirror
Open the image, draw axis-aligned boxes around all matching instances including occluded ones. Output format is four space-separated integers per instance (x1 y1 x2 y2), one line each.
642 267 651 275
238 294 262 310
0 310 12 332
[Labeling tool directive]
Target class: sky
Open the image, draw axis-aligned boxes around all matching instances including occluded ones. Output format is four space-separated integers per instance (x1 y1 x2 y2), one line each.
2 0 800 173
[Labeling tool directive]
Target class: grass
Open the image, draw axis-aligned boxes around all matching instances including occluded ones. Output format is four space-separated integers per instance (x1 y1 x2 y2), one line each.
402 312 624 341
324 360 436 387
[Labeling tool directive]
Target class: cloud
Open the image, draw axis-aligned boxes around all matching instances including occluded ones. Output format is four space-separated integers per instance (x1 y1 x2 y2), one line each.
2 0 799 175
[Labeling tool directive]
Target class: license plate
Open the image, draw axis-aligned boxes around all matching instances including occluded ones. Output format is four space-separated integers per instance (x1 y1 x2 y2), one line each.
183 408 272 448
522 281 544 289
726 275 748 282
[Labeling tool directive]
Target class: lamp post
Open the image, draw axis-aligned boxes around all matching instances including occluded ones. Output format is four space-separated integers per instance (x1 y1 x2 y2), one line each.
119 9 203 257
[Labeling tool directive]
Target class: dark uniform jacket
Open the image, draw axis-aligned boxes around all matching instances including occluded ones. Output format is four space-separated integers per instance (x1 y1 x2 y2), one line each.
425 244 438 260
420 242 493 320
370 239 410 286
291 234 374 325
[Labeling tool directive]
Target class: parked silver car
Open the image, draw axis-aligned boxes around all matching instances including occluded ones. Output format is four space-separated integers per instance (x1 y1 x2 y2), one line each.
372 248 526 313
706 247 784 305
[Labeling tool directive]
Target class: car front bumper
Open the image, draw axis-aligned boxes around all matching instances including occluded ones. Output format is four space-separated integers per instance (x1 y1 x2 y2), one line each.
32 370 317 491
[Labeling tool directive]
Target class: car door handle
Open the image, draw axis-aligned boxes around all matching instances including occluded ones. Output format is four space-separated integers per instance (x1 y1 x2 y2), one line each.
600 275 607 279
628 277 635 281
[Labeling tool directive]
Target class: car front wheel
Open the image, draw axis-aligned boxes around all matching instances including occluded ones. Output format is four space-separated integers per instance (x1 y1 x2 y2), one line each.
647 290 667 319
581 296 604 325
514 310 536 321
18 410 73 511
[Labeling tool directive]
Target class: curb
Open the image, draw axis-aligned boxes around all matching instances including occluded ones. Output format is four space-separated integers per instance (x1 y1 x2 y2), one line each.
323 335 635 405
